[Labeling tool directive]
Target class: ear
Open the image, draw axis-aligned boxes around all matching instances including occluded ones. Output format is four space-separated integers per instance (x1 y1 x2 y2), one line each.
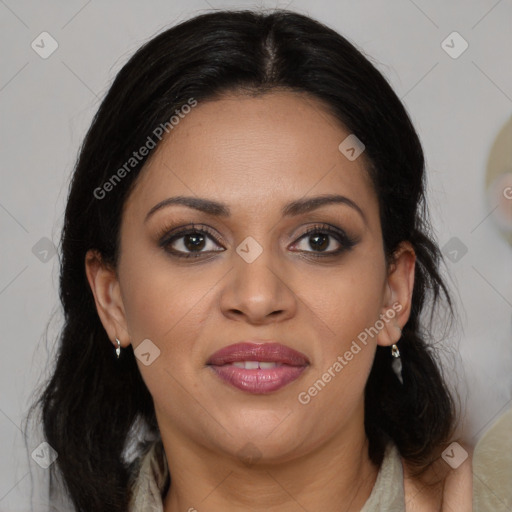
376 241 416 347
84 249 129 350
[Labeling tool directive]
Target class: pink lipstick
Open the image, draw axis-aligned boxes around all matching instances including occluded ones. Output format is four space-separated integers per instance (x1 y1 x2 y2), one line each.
206 342 309 394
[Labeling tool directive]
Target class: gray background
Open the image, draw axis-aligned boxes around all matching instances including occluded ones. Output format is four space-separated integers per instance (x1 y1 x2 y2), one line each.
1 0 511 509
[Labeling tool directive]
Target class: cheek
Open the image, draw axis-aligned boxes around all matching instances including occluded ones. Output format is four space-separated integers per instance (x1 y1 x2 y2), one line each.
298 254 384 408
118 253 211 414
119 249 212 344
314 258 386 348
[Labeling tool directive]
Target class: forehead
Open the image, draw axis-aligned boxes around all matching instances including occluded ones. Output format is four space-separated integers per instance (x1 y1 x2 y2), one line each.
124 90 378 223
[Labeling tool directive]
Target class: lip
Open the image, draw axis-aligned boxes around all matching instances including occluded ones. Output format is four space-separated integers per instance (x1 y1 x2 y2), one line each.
207 341 309 394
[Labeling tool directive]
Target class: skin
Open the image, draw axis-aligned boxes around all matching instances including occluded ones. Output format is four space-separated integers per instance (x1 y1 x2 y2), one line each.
86 90 425 511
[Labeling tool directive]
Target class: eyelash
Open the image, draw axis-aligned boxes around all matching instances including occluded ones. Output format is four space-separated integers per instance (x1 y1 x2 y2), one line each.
158 223 358 259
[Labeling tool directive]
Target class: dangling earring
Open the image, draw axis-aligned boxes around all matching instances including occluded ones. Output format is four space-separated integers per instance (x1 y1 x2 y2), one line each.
115 338 121 359
391 344 403 384
391 326 403 384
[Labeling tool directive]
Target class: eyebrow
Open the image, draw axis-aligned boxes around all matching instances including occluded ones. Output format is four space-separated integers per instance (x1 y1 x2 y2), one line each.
145 194 367 224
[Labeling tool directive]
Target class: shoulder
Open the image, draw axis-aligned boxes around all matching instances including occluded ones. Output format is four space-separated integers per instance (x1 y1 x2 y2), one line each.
402 443 472 512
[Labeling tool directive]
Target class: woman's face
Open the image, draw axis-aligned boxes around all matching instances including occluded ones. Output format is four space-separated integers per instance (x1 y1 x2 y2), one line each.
88 90 414 463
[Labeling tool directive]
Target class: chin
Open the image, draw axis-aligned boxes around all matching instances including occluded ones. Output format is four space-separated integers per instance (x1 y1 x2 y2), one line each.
206 415 313 464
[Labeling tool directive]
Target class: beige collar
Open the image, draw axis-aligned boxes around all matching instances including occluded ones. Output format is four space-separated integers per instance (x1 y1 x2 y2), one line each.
129 441 405 511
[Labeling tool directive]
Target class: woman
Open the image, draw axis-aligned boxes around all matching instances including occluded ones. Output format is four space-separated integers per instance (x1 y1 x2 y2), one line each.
31 9 472 511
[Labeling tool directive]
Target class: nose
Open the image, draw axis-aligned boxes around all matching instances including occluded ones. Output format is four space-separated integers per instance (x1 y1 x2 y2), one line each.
219 244 297 325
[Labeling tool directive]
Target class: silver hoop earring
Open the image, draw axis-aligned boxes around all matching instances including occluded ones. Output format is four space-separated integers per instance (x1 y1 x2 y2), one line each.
115 338 121 359
391 343 403 384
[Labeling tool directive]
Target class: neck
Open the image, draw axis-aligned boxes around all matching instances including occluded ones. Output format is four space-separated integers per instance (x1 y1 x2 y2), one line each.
161 423 379 512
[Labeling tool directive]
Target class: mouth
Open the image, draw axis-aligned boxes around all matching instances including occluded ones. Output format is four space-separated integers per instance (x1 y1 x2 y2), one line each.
206 341 309 394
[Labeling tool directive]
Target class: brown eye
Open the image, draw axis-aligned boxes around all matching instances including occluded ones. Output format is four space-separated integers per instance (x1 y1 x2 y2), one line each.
291 225 358 256
159 225 225 258
181 233 207 251
303 232 333 252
